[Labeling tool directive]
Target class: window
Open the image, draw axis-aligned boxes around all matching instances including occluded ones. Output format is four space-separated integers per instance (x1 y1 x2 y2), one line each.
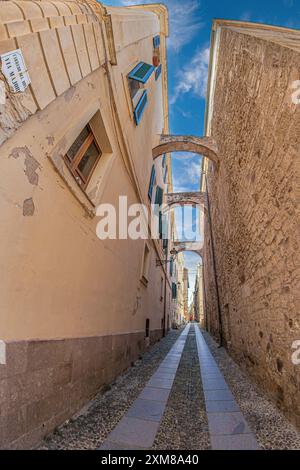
153 36 161 68
145 318 150 338
154 185 164 239
128 62 155 84
153 35 160 49
160 276 164 301
127 62 154 126
148 165 156 201
133 90 148 125
155 185 163 206
64 125 101 189
172 283 177 299
170 257 174 276
141 243 150 285
155 64 162 81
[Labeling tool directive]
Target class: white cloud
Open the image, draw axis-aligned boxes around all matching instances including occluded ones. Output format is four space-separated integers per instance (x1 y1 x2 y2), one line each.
172 154 202 191
121 0 203 52
170 45 210 104
172 152 198 161
240 11 251 21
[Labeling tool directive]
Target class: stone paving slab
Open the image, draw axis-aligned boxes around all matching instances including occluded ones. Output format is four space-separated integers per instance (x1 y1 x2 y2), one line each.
210 433 260 450
99 324 190 450
207 412 250 435
127 399 165 422
195 325 259 451
147 378 174 389
107 417 158 448
202 380 228 391
139 387 170 403
204 389 235 401
100 440 146 450
152 372 176 380
205 400 240 413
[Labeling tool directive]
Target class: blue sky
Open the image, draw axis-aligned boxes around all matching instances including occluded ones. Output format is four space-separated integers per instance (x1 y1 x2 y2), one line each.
104 0 300 300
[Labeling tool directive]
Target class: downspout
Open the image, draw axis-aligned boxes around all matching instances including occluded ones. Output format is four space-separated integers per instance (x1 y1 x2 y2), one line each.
205 173 223 347
163 257 167 337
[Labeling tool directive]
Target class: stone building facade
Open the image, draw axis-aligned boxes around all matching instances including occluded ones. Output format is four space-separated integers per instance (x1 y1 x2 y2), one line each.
0 0 175 448
183 267 189 322
193 263 204 325
202 20 300 428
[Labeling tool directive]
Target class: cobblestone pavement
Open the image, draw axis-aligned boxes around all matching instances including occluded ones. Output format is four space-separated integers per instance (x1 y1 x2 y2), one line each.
153 324 210 450
38 329 181 450
38 324 300 450
202 329 300 450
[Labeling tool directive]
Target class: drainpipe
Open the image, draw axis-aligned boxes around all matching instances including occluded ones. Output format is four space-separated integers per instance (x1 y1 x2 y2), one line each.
163 257 167 337
202 264 208 331
205 174 223 347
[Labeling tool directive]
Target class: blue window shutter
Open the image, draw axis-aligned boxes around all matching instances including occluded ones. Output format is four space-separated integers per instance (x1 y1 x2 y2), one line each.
148 165 156 201
155 185 163 206
162 154 166 168
155 64 162 81
153 35 160 48
170 258 173 276
128 62 155 84
134 90 148 125
159 211 164 239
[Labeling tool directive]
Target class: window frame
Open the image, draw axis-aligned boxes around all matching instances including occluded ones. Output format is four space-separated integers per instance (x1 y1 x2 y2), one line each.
148 165 156 201
64 124 102 190
141 243 150 286
133 90 148 125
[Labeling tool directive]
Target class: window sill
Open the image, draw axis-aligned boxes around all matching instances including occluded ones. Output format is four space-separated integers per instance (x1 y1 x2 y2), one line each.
140 276 149 287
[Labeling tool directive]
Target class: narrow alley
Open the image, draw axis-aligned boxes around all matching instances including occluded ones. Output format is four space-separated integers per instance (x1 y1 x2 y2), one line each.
0 0 299 456
39 324 300 450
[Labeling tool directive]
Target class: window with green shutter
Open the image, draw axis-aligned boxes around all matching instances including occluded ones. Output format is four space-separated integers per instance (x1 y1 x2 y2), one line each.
155 185 163 206
133 90 148 125
148 165 156 201
172 282 177 299
170 258 173 276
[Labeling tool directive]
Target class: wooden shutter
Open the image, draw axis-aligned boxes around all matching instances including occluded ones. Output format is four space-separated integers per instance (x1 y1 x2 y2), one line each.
153 35 160 48
128 62 155 83
148 165 156 201
134 90 148 125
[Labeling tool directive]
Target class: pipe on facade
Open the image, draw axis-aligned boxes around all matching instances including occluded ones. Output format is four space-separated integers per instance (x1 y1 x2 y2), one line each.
205 174 223 347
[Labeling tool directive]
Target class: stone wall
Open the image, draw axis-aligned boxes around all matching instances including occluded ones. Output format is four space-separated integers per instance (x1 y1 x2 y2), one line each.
203 28 300 428
0 330 162 449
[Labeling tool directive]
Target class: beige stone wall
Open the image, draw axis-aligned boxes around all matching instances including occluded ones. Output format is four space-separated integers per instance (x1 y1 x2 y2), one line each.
0 0 170 341
0 331 154 449
0 0 171 447
203 27 300 427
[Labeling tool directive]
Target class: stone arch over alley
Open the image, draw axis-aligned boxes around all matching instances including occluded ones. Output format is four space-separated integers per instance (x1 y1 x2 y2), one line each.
163 191 207 215
152 134 220 168
0 0 299 452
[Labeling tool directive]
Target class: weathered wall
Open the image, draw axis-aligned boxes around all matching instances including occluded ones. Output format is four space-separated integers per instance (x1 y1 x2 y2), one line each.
0 0 171 447
203 28 300 428
0 331 148 449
